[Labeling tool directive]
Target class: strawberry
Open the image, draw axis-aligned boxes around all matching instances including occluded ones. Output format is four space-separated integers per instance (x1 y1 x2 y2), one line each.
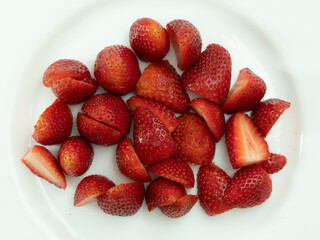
159 195 198 218
126 96 179 133
221 68 267 113
147 158 195 188
129 18 170 62
258 153 287 174
145 177 186 211
58 136 94 177
33 99 73 145
225 112 269 169
252 98 291 137
166 19 202 70
133 107 176 165
94 45 141 95
74 174 115 207
189 98 225 142
172 113 215 165
181 44 232 105
21 145 66 189
135 60 190 113
224 165 272 208
97 182 145 216
116 137 151 182
197 164 233 216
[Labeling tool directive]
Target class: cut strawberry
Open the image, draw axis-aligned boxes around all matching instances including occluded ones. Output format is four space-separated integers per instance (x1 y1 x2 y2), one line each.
258 153 287 174
159 195 198 218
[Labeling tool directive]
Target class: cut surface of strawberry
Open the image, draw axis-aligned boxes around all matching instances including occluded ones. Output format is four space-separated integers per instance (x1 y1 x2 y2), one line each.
159 195 198 218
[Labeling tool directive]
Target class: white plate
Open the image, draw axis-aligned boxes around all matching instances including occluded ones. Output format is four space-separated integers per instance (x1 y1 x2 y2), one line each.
8 0 302 239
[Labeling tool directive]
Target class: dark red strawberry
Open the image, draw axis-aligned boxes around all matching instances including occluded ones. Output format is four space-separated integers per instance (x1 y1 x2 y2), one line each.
181 44 232 105
252 98 291 137
94 45 141 95
159 195 198 218
21 145 66 189
33 99 73 145
166 19 202 70
135 60 190 113
172 113 215 165
258 153 287 174
129 18 170 62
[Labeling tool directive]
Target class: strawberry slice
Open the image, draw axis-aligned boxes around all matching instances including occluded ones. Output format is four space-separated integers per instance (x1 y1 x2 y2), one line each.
159 195 198 218
21 145 66 189
97 182 145 216
189 98 225 142
116 137 151 182
172 112 215 165
258 153 287 174
126 96 179 133
252 98 291 137
225 112 269 169
166 19 202 70
74 174 115 207
135 60 190 113
181 44 232 105
33 99 73 145
147 157 195 188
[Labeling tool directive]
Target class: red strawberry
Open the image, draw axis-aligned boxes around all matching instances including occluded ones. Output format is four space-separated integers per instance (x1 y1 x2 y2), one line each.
94 45 141 95
97 182 145 216
135 60 190 113
189 98 225 142
129 18 170 62
147 158 195 188
252 98 291 137
116 137 151 182
133 107 176 165
221 68 267 113
58 136 94 177
197 164 233 216
33 99 73 145
258 153 287 174
224 165 272 208
145 177 186 211
225 112 269 169
21 145 66 189
172 113 215 165
166 19 202 70
181 44 232 105
126 96 179 133
74 174 115 207
159 195 198 218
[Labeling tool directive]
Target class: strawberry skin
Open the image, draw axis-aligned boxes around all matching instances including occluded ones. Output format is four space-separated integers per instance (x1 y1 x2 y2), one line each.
159 195 198 218
94 45 141 95
135 60 190 113
224 165 272 208
166 19 202 70
22 145 66 189
129 18 170 62
225 112 269 169
181 44 232 105
33 99 73 145
258 153 287 174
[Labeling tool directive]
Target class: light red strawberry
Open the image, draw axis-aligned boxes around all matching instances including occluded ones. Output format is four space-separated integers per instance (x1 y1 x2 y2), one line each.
33 99 73 145
258 153 287 174
129 18 170 62
58 136 94 177
166 19 202 70
21 145 66 189
135 60 190 113
189 98 225 142
94 45 141 95
181 44 232 105
159 195 198 218
225 112 269 169
172 113 215 165
252 98 291 137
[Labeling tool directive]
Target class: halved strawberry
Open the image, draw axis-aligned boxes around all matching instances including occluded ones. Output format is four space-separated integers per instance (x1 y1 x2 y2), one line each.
225 112 269 169
159 195 198 218
252 98 291 137
189 98 225 142
258 153 287 174
135 60 190 113
33 99 73 145
21 145 66 189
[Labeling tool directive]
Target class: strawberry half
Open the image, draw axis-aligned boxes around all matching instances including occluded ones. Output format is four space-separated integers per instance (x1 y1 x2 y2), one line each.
225 112 269 169
21 145 66 189
258 153 287 174
159 195 198 218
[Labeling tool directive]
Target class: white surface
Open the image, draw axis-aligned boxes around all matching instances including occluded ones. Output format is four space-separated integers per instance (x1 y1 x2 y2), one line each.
1 0 319 239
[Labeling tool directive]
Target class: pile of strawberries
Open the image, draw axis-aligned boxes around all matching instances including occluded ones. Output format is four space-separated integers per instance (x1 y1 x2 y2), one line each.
21 18 290 218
